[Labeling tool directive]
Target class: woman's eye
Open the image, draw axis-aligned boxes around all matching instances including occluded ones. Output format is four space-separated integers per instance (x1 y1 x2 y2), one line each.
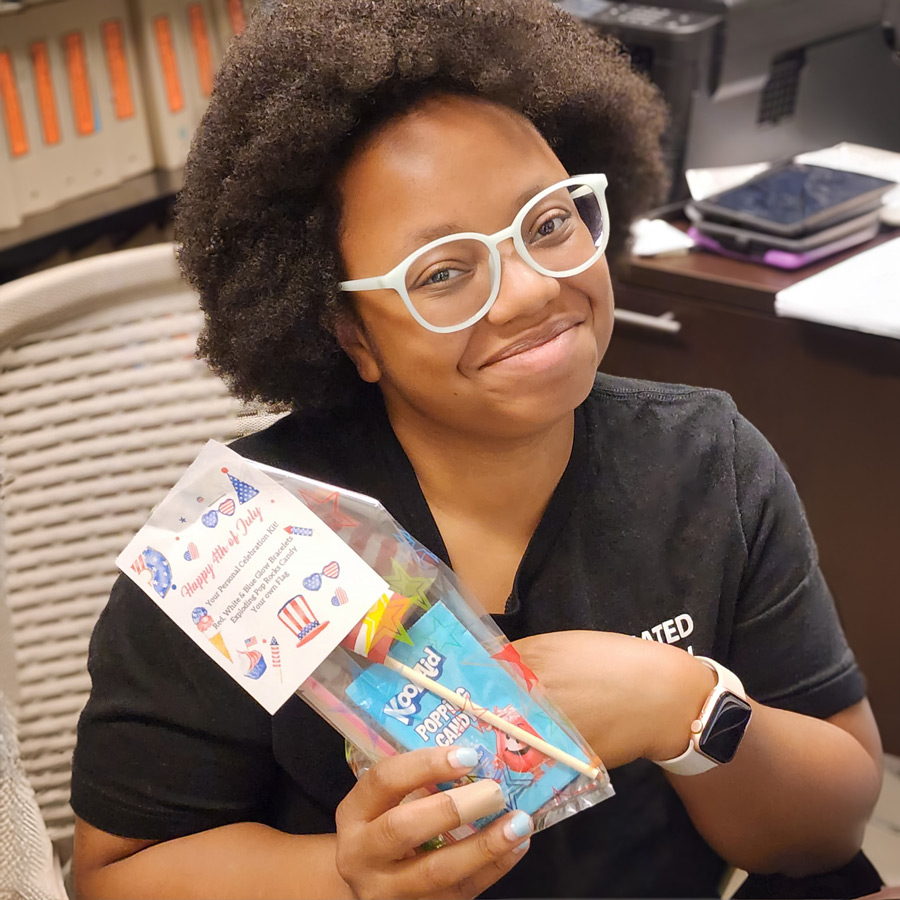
424 266 464 286
533 212 570 240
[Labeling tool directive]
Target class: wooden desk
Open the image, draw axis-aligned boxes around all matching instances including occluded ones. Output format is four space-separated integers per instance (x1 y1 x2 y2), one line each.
606 232 900 753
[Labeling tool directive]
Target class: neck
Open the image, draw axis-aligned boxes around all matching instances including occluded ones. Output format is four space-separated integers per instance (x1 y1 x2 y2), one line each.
383 396 576 535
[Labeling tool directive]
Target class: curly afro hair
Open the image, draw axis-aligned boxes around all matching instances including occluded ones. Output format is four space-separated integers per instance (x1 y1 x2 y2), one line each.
175 0 668 414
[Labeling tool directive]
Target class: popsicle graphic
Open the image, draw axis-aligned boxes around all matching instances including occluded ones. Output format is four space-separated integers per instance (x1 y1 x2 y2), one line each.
192 606 232 661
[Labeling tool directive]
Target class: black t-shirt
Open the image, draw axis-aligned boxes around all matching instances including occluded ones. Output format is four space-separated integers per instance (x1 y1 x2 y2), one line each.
71 375 865 898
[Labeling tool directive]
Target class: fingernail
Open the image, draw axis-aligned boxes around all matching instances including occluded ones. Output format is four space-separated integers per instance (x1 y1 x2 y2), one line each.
445 779 506 825
513 839 531 855
503 811 533 841
448 746 478 770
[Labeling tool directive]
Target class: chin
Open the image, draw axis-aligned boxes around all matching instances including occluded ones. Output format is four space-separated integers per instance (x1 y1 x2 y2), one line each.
494 360 598 436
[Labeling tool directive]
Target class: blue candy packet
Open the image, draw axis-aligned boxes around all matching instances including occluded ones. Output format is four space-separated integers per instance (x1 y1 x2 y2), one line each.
346 603 590 815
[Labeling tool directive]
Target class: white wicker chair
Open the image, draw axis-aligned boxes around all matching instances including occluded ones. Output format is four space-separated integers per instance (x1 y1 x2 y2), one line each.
0 243 285 853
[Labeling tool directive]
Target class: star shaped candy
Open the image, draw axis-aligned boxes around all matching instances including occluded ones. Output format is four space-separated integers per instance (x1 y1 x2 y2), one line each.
370 592 414 646
358 592 414 662
385 559 435 612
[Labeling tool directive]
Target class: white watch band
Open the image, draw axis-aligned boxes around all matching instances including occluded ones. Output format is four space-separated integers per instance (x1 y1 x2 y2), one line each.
653 656 747 776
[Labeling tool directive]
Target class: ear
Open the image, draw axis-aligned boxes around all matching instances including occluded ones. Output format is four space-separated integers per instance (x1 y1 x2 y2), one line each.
334 309 382 384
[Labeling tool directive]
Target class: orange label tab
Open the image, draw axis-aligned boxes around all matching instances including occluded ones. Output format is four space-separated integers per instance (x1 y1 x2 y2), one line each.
188 4 214 97
153 15 184 113
30 42 61 145
63 32 96 136
227 0 246 36
0 50 29 156
101 20 135 120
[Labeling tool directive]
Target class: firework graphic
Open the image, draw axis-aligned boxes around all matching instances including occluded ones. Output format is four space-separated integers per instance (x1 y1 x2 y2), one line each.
270 636 282 682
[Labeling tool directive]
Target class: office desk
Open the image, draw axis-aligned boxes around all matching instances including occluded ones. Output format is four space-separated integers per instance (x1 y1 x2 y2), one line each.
605 232 900 753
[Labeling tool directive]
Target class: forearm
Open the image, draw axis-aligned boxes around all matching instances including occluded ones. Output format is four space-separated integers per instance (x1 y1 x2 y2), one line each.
515 631 882 879
665 700 882 877
76 824 354 900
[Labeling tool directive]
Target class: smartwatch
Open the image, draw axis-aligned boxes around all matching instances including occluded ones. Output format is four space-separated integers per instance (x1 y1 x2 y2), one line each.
653 656 752 776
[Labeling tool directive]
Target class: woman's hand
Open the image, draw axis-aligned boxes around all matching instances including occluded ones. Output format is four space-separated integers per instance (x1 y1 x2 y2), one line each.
513 631 715 770
334 746 533 900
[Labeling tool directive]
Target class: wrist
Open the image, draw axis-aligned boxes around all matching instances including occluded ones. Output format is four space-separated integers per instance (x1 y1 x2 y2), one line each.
642 647 717 762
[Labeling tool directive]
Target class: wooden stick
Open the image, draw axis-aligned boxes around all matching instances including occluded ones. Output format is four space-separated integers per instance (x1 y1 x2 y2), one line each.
381 656 604 782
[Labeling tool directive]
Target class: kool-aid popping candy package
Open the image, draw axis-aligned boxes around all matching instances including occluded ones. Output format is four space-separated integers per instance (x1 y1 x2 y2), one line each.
118 440 613 844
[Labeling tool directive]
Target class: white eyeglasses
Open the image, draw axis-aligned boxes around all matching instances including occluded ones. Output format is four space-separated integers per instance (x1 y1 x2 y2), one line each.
340 174 610 333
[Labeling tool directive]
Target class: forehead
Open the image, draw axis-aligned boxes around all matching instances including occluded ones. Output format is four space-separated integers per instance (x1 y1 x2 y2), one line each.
338 96 568 258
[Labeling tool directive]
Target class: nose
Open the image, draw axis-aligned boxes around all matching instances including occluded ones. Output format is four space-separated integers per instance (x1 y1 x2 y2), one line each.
484 240 560 326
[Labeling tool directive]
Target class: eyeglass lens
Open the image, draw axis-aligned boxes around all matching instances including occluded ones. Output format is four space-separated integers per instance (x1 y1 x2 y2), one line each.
403 182 604 329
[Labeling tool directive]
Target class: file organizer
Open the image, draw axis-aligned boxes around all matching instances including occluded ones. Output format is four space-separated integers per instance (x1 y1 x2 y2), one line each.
179 0 219 121
75 0 154 183
0 0 154 221
0 145 23 230
209 0 254 57
51 0 153 192
0 44 25 228
0 11 71 215
129 0 197 169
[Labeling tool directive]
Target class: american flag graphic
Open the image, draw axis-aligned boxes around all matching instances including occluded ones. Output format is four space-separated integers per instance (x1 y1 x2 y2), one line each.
131 553 147 575
245 636 257 648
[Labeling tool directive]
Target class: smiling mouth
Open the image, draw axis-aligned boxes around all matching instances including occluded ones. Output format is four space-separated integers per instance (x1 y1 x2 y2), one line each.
481 319 582 368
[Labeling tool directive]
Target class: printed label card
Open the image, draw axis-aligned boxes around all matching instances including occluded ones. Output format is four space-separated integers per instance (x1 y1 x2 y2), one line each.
117 440 391 713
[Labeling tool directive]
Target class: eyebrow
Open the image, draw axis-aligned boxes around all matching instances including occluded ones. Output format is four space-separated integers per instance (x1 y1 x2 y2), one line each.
402 181 557 252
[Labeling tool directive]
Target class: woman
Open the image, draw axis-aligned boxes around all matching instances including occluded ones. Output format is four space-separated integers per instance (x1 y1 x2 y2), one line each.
71 1 884 897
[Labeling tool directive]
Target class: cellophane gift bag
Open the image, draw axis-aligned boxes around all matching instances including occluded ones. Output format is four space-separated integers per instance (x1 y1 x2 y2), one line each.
118 441 613 847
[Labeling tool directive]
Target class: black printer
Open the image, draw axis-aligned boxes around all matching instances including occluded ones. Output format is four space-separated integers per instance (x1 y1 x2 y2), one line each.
557 0 900 199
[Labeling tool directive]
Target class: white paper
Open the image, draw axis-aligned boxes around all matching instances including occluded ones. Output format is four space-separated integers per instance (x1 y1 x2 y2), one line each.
117 441 391 713
630 218 695 257
793 142 900 185
774 238 900 339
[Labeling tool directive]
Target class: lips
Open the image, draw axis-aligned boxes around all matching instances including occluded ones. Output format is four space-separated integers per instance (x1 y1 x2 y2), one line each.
480 317 582 368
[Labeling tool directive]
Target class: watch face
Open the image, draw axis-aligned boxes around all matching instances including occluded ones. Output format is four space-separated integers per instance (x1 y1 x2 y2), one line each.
698 692 752 763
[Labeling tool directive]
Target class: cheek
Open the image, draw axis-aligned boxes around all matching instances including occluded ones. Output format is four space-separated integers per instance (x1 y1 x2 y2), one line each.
593 289 614 353
367 313 470 385
570 261 614 349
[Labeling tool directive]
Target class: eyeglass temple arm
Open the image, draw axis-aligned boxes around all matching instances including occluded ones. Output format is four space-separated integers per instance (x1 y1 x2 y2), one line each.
340 275 390 292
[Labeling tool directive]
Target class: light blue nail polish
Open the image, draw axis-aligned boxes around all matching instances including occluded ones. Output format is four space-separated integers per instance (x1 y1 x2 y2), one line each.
508 811 532 838
451 747 478 768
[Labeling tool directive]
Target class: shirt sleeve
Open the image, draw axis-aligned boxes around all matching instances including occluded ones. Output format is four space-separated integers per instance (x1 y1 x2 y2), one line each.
726 413 866 719
71 574 278 840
